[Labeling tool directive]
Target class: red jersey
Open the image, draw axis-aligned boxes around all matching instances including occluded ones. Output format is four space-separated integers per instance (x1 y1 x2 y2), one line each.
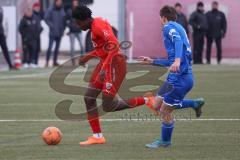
91 18 119 56
87 17 120 86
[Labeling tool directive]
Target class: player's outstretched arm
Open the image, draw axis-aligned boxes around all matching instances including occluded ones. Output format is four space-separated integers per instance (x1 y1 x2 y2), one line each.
79 50 99 66
137 56 153 65
137 56 169 67
152 59 170 67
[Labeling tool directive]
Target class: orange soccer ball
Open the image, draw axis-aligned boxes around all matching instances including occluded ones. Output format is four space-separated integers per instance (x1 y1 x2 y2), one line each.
42 127 62 145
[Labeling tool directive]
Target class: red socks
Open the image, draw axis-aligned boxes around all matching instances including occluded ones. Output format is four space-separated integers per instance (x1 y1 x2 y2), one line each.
86 97 145 133
128 97 145 108
87 114 101 134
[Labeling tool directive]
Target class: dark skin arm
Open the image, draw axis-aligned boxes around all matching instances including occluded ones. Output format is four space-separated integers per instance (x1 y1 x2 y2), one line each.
79 50 99 67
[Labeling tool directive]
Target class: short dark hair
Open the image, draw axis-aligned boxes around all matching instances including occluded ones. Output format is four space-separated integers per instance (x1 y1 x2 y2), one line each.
160 5 177 21
175 3 182 7
73 5 92 21
212 1 218 5
197 1 204 7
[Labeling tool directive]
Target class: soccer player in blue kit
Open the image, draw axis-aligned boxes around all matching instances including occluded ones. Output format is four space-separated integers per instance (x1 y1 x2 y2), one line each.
138 6 205 148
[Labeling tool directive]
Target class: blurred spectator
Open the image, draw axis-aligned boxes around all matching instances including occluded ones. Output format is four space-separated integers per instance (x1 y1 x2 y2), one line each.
189 2 208 64
175 3 189 35
206 1 227 64
0 6 15 70
66 0 83 66
44 0 66 67
33 2 43 67
19 7 38 68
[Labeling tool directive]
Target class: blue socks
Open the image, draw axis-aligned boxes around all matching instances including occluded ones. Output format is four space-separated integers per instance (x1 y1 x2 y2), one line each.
181 99 197 109
161 122 174 143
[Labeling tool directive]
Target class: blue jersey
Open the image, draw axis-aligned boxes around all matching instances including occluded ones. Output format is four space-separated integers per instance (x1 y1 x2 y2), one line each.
153 21 192 74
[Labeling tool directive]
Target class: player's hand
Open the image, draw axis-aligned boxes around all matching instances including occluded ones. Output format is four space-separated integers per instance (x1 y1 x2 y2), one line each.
137 56 153 64
99 70 106 82
170 58 180 72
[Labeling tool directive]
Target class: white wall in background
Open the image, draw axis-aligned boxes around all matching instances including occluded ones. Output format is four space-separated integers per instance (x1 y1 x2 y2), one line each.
2 6 17 52
41 0 119 52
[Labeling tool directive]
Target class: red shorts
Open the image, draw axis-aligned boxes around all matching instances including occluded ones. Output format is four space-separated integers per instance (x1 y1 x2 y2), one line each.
89 54 126 97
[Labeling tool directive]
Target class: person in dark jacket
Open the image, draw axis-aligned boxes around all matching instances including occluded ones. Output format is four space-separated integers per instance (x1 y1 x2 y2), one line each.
66 0 83 66
0 6 15 70
206 1 227 64
44 0 66 67
19 7 38 68
33 2 43 67
175 3 189 35
189 2 208 64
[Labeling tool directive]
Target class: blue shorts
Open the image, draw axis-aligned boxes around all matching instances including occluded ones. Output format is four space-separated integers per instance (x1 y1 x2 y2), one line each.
157 72 194 107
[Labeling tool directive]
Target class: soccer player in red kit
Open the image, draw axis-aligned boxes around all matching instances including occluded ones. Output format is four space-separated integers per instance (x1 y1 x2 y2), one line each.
73 5 155 145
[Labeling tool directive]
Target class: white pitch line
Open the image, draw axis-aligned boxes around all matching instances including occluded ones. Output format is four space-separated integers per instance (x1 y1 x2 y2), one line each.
0 68 86 80
0 119 239 122
0 73 49 80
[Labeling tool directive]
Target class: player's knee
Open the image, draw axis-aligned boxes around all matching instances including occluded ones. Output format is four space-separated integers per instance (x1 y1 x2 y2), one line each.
102 101 113 112
160 109 173 124
102 95 116 112
102 103 113 112
102 106 113 112
160 107 167 116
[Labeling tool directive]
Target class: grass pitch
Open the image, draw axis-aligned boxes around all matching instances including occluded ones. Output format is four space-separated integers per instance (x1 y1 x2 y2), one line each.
0 65 239 160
